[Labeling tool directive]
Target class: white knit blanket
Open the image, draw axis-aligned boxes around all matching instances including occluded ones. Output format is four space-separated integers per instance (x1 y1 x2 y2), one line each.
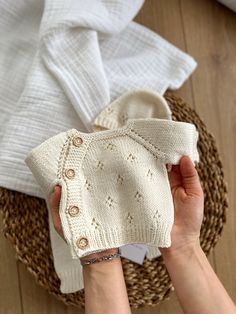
0 0 197 293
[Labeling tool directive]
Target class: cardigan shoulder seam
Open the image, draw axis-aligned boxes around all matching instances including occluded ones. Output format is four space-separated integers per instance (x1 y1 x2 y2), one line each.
127 127 167 161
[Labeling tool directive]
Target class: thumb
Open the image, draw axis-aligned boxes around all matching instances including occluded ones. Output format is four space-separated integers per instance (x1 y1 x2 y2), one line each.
49 185 61 211
180 156 202 196
49 185 64 237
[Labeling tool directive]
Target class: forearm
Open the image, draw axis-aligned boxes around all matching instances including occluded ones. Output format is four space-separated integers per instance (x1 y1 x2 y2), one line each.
162 243 236 314
83 253 131 314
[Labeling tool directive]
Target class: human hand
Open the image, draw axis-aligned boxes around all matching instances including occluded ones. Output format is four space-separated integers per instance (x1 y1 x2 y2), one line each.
48 186 118 260
49 191 129 314
160 156 204 257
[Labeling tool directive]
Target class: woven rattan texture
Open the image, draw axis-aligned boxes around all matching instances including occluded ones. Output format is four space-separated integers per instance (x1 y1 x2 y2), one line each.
0 92 228 309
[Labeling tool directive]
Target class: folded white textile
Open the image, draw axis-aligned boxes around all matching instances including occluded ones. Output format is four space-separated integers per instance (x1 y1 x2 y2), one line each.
0 0 197 293
218 0 236 12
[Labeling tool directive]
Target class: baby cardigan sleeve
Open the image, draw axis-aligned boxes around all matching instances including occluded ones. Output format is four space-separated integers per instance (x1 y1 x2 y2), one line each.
128 119 199 165
91 90 199 166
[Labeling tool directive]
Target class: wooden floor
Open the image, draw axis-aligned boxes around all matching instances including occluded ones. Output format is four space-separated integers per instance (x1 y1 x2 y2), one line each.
1 0 236 313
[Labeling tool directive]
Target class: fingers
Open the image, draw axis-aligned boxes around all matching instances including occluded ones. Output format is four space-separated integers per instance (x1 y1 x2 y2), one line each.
169 164 180 174
179 156 203 197
49 185 61 212
49 185 65 239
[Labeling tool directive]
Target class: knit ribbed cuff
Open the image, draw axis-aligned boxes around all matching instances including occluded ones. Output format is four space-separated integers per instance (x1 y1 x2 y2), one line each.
58 266 84 293
72 223 173 259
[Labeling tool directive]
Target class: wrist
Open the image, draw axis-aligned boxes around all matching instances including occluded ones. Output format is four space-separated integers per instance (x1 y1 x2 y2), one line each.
80 248 119 261
82 253 122 280
80 248 120 271
82 249 130 314
161 239 202 262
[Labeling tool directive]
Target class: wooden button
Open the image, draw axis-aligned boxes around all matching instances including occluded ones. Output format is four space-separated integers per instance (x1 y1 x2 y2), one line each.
65 168 75 179
72 136 83 147
76 237 89 249
68 206 80 217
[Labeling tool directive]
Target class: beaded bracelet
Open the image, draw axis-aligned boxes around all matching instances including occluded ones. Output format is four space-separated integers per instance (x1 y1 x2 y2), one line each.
80 252 121 267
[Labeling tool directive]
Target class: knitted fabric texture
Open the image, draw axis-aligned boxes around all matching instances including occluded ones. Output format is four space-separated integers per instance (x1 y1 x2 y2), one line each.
92 89 172 131
92 89 173 259
25 104 199 259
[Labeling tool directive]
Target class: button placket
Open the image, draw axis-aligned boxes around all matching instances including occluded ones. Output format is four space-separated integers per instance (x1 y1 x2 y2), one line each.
68 133 89 253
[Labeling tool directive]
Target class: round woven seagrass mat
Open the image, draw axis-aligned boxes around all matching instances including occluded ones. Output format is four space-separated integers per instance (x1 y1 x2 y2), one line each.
0 92 228 309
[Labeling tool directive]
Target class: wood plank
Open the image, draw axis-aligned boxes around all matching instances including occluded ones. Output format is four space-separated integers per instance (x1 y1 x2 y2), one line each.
18 262 67 314
67 305 84 314
0 216 22 314
135 0 194 106
180 0 236 303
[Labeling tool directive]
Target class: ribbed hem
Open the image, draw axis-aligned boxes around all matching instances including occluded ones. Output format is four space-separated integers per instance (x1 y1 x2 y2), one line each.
58 265 84 293
58 237 164 294
72 223 173 259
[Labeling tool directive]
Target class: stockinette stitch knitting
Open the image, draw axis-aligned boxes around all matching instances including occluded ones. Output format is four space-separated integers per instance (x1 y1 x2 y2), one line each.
25 90 199 259
92 89 172 131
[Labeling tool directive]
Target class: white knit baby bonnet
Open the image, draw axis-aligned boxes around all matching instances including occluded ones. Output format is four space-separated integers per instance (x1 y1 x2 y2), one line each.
25 89 199 261
92 89 172 131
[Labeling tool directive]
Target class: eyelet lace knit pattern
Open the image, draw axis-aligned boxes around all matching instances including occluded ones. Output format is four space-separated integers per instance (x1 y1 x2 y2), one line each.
25 117 199 259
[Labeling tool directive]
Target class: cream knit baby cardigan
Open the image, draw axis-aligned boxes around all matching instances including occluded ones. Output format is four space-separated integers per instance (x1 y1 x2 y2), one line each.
25 104 199 259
